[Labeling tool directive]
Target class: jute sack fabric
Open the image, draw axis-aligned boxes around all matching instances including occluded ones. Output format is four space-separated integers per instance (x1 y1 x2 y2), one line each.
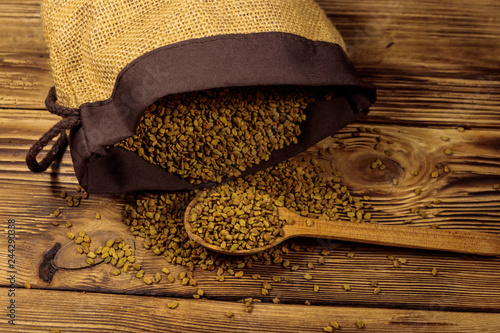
42 0 345 108
27 0 376 193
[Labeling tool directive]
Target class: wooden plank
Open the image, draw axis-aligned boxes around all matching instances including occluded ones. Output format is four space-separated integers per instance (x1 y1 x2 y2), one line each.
0 0 499 129
1 116 499 311
319 0 500 128
1 288 500 332
0 1 53 110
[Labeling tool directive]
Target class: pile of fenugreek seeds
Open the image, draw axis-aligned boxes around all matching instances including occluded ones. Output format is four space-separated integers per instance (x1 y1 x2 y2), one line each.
122 158 373 264
117 86 314 184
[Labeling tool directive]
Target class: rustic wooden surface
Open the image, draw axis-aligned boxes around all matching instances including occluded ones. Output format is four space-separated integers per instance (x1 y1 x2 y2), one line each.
1 0 500 332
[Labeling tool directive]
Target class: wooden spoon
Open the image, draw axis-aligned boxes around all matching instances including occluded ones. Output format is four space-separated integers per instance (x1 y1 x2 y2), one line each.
184 202 500 256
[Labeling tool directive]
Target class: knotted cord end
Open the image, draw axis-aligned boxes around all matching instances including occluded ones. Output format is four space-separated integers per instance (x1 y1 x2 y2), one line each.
25 87 82 173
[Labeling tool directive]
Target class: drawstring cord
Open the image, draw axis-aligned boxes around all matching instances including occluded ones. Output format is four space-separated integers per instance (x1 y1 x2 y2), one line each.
26 87 82 173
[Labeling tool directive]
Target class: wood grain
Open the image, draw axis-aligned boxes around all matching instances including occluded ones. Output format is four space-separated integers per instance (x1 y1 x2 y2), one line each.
2 288 500 333
1 0 500 330
1 0 499 128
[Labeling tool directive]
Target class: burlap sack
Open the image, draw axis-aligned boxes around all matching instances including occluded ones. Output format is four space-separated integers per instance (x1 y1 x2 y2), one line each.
27 0 376 193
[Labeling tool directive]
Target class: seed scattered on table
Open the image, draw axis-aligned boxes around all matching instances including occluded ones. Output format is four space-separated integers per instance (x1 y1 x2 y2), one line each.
167 301 179 309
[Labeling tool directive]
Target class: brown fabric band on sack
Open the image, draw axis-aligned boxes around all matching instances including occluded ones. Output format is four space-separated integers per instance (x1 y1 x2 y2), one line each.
32 32 375 193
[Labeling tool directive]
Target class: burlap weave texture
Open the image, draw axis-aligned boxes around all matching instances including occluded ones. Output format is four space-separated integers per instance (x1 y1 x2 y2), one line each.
41 0 345 109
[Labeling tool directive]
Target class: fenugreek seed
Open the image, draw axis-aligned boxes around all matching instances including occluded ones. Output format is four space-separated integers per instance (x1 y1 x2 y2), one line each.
304 274 313 280
53 209 61 217
392 179 398 186
136 270 144 278
168 301 179 309
385 150 393 156
331 322 340 329
370 281 378 287
127 256 136 263
307 262 315 269
440 136 450 141
52 329 60 333
356 320 365 329
272 298 280 304
431 171 440 178
123 263 129 272
398 258 408 264
431 267 438 276
305 219 314 227
261 288 269 296
51 221 59 227
67 232 75 240
167 274 175 283
263 281 272 289
393 260 400 268
161 267 170 275
457 127 465 132
225 311 234 318
182 278 190 285
493 184 500 190
144 277 153 285
112 269 121 276
373 287 381 294
234 271 244 278
343 284 351 291
95 213 101 220
304 301 311 305
414 187 422 195
291 265 300 271
444 148 453 155
66 221 72 228
323 326 333 332
347 251 355 258
87 252 96 259
313 284 320 292
105 240 115 248
24 282 32 289
252 274 261 280
60 190 67 199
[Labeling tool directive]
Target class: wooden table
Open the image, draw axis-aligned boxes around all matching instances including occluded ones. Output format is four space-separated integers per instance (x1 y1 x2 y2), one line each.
1 0 500 332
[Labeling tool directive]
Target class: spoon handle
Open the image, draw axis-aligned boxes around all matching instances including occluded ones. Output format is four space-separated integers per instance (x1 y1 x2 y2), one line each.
280 208 500 256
